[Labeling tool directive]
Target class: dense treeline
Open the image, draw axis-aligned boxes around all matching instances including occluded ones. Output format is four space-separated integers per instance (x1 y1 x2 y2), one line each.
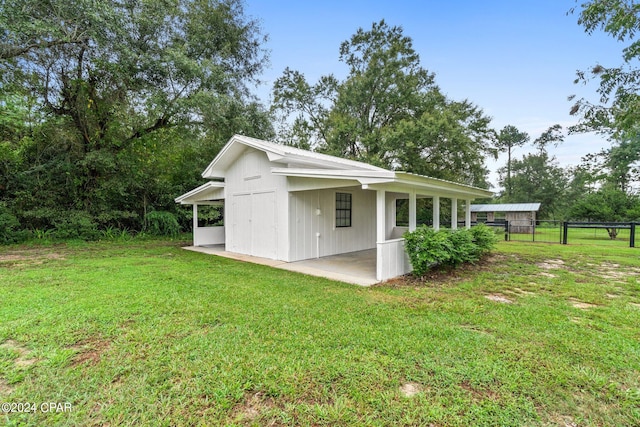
2 0 640 243
0 0 273 242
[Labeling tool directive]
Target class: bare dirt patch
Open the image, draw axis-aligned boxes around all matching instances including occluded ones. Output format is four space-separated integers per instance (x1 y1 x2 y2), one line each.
0 339 39 367
380 255 500 288
0 248 66 268
485 294 513 304
231 391 277 423
70 339 111 367
569 299 598 309
399 382 424 397
0 379 14 395
629 302 640 309
595 262 640 281
537 259 565 270
505 287 536 296
538 271 557 278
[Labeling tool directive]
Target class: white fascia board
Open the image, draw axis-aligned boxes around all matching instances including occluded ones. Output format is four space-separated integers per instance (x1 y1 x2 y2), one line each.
201 134 284 178
395 172 493 198
271 167 395 179
266 152 285 162
280 153 387 171
175 181 225 204
365 180 492 199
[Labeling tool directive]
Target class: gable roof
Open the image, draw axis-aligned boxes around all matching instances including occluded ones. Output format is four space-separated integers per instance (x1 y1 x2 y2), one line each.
471 203 541 213
178 134 493 203
202 134 386 179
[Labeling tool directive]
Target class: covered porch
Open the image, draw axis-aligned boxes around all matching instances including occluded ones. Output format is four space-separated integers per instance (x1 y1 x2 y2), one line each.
177 170 492 285
184 244 377 286
370 182 479 281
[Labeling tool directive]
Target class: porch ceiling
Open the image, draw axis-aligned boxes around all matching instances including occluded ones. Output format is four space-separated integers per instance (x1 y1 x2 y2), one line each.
175 181 225 205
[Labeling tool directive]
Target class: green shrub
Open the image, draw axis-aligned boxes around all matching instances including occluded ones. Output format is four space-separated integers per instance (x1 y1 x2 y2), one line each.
52 211 101 241
404 224 497 276
144 211 180 236
0 203 29 244
403 225 452 275
470 223 499 256
448 228 479 266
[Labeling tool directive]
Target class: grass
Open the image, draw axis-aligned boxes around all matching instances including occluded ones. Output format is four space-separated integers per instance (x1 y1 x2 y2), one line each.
0 238 639 426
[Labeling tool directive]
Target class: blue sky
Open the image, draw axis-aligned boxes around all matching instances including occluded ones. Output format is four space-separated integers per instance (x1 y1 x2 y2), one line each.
244 0 624 188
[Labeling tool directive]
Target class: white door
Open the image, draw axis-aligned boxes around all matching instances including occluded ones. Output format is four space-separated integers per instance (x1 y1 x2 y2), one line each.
231 191 277 259
232 193 252 254
251 191 277 259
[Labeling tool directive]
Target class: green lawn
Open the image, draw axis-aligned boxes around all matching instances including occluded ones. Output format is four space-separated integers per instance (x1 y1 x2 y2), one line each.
1 239 639 426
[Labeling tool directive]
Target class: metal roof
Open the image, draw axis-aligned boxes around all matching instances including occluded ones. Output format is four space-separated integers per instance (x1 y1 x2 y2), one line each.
470 203 541 213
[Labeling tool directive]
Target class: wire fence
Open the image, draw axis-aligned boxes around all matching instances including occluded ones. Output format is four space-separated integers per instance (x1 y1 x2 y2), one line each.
475 220 638 248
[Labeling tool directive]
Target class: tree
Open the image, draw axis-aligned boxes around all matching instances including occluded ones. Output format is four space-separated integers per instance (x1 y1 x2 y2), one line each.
579 130 640 192
500 152 568 219
496 125 530 198
0 0 272 233
569 187 640 238
569 0 640 134
497 125 567 218
272 20 496 187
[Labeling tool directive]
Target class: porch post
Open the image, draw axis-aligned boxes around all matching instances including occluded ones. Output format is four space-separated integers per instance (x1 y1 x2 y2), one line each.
192 204 198 246
376 190 386 281
451 198 458 230
409 190 417 232
433 196 440 231
376 190 386 242
465 199 472 229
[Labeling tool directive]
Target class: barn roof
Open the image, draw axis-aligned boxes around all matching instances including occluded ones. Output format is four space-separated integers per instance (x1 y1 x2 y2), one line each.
177 134 493 204
470 203 541 213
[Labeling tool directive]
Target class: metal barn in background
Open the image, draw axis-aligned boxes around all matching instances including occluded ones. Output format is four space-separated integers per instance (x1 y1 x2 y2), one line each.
470 203 541 234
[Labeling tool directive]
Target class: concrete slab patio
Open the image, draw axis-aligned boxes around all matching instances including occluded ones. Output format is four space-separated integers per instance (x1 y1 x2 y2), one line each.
183 245 378 286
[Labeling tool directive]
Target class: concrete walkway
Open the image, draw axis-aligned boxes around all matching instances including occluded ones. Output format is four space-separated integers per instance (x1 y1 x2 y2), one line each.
183 245 378 286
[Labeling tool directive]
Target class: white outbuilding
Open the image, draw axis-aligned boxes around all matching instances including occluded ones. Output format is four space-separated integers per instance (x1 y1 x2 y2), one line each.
176 135 492 282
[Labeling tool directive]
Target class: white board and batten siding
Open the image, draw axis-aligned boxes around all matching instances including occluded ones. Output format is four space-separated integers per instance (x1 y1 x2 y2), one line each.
377 239 412 281
193 225 225 247
288 188 376 262
225 147 289 260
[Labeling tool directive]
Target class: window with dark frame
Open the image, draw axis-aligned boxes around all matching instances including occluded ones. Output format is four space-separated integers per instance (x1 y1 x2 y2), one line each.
335 192 352 228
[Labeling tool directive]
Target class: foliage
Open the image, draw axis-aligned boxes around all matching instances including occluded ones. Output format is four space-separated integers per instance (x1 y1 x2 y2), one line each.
272 20 496 187
498 151 568 219
581 130 640 192
144 211 181 237
0 0 273 239
570 0 640 134
469 223 500 255
496 125 530 197
0 202 28 243
495 125 567 219
404 225 497 275
569 187 640 222
51 210 101 240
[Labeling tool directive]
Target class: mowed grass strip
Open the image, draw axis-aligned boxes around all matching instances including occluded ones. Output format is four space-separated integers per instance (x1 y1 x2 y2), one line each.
0 239 639 426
